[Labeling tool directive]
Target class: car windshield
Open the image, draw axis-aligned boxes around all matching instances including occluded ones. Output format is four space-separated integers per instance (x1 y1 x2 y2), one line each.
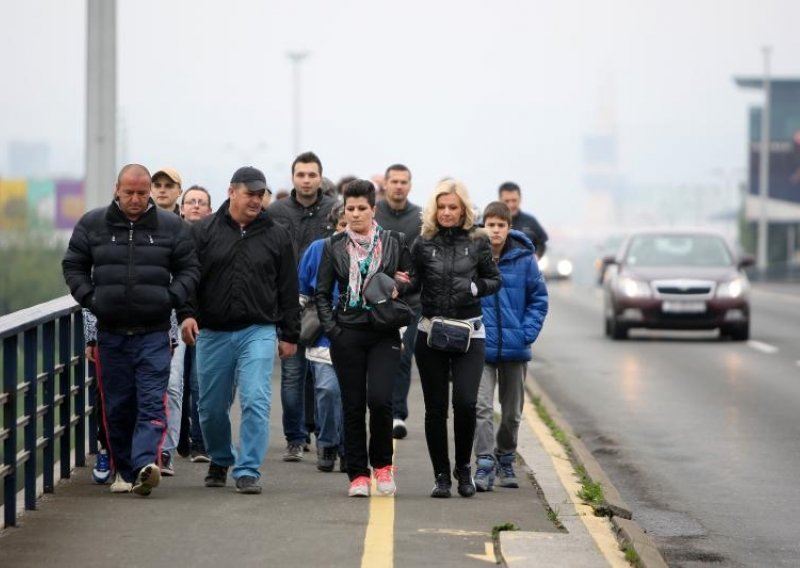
625 235 733 267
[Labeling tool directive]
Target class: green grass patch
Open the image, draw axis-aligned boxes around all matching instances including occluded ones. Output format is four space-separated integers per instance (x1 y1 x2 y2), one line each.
530 394 571 452
491 522 518 539
575 465 605 505
624 544 642 566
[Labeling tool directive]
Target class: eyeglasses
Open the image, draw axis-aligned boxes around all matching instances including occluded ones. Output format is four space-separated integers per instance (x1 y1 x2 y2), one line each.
185 198 209 207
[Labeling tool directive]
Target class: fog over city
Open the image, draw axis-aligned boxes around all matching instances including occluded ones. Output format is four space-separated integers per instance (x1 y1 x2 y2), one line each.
2 0 799 230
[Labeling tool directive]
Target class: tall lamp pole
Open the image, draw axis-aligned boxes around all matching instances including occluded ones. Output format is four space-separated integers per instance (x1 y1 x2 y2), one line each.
287 51 310 156
756 46 772 272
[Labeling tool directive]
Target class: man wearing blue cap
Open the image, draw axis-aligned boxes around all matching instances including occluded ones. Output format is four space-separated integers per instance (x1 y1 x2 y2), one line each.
179 166 299 495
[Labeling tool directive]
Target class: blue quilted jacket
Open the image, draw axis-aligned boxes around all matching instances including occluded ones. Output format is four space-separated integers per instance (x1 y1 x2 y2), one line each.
481 230 548 363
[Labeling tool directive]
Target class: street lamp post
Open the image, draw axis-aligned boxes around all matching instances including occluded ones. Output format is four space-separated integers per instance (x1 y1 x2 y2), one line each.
287 51 310 156
756 46 772 272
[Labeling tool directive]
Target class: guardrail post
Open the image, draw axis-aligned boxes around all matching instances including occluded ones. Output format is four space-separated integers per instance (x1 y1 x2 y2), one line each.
3 335 19 527
24 328 38 511
73 311 86 467
58 315 72 480
42 321 55 493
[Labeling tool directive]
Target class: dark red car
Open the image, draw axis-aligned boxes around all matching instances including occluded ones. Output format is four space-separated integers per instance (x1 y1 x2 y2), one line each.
601 230 753 340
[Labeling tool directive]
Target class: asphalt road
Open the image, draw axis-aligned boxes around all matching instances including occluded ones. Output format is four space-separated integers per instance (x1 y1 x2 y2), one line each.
531 280 800 567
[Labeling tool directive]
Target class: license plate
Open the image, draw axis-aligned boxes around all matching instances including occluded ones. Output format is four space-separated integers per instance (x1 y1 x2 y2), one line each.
662 301 706 313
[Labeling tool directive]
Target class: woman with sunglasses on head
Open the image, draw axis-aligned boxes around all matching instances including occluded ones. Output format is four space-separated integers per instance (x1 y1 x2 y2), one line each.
410 178 501 498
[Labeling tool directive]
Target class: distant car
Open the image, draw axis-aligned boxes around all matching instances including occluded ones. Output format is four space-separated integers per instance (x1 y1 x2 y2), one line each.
538 251 573 281
601 229 753 340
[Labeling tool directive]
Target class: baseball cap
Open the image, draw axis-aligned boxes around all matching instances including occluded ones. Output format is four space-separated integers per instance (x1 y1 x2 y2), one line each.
152 167 182 187
230 166 271 194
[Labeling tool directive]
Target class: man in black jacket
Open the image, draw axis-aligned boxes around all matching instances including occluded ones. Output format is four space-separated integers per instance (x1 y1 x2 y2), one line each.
374 163 422 440
180 166 300 495
498 181 548 258
267 152 336 462
62 164 199 497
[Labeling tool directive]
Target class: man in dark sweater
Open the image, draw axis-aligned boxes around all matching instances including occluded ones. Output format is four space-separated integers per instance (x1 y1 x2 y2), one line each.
374 163 422 440
498 181 548 259
267 152 336 461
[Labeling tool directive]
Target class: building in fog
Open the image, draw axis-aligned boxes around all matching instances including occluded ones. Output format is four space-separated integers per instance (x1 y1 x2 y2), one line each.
735 77 800 268
7 140 50 178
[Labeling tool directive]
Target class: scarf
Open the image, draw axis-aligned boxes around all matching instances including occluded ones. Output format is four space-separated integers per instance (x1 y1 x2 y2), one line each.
346 221 383 308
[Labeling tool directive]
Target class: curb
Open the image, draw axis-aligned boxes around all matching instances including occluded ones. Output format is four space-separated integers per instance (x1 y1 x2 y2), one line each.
523 375 669 568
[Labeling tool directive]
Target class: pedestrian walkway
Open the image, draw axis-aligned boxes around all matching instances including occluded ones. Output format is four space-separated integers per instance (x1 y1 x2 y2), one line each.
0 360 621 567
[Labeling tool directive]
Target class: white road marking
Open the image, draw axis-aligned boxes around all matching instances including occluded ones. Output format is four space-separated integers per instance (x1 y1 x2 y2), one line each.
747 340 779 354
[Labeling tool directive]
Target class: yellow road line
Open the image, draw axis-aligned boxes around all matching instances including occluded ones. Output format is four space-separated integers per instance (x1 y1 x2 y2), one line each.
361 439 396 568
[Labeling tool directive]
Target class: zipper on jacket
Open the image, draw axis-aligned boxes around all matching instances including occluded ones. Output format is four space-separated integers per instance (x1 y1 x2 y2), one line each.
127 223 135 297
493 294 502 360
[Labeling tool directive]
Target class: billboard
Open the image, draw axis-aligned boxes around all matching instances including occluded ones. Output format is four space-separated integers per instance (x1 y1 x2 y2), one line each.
0 179 27 230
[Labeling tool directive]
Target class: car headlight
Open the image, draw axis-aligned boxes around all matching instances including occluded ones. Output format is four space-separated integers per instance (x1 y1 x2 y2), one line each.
618 276 651 298
556 259 573 277
716 277 748 299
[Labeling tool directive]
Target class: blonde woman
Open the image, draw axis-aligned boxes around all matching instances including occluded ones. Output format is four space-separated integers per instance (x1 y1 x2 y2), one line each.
410 179 502 498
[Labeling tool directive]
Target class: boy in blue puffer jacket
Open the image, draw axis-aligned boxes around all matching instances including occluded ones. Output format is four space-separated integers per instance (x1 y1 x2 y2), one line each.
474 201 548 491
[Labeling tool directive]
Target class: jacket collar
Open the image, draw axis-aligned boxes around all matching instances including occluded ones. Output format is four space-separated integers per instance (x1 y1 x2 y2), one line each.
107 198 158 228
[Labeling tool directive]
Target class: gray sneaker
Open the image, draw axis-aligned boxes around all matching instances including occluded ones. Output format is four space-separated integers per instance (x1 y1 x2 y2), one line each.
235 475 262 495
474 455 496 492
496 453 519 488
283 443 304 462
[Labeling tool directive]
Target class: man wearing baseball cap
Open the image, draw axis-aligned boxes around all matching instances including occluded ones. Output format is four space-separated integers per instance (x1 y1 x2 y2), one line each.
179 165 299 495
152 167 183 214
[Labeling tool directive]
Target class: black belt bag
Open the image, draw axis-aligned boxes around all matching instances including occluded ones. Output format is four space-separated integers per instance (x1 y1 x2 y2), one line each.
426 317 473 353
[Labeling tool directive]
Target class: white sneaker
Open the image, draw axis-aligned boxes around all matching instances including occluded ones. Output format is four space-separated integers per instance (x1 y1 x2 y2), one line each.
132 463 161 496
110 473 132 493
392 419 407 440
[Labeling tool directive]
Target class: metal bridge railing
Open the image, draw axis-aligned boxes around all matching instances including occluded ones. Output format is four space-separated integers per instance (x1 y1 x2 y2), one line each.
0 295 94 529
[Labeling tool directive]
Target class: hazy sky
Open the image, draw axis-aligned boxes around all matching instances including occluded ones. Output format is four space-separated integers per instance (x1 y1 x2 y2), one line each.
2 0 799 229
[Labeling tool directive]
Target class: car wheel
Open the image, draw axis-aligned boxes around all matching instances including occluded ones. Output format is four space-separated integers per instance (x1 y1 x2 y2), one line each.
722 323 750 341
609 317 628 340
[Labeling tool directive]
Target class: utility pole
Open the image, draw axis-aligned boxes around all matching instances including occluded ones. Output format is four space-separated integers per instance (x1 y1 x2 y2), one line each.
756 46 771 272
287 51 310 156
85 0 116 211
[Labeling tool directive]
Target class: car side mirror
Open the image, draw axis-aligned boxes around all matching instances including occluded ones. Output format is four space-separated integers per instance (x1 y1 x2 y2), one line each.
738 254 755 268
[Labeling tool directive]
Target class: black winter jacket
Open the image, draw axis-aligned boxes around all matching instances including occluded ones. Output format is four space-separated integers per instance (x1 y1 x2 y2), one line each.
62 200 199 334
315 230 412 338
410 226 502 320
179 200 301 341
267 189 337 261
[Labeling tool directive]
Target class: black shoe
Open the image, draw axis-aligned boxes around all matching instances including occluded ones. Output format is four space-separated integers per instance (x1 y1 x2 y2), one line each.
317 446 337 472
392 418 407 440
177 428 191 459
339 455 348 473
454 465 476 498
235 475 262 494
204 462 228 487
430 473 452 498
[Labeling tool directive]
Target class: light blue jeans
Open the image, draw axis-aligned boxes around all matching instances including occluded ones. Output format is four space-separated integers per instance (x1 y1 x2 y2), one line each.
163 338 186 457
196 324 276 480
310 361 343 450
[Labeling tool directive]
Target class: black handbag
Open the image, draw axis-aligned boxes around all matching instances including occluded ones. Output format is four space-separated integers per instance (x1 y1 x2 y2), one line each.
368 298 415 331
298 301 323 346
363 272 414 331
426 317 473 353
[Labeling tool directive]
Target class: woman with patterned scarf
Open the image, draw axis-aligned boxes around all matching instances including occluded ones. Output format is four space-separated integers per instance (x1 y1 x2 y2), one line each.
315 180 413 497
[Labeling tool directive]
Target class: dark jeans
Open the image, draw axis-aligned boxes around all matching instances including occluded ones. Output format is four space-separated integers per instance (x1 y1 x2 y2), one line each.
330 326 400 481
392 310 420 420
96 330 171 482
415 331 485 476
185 345 205 451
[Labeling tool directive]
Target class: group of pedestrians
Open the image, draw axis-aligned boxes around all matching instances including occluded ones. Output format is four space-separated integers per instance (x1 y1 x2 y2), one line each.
62 154 549 499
